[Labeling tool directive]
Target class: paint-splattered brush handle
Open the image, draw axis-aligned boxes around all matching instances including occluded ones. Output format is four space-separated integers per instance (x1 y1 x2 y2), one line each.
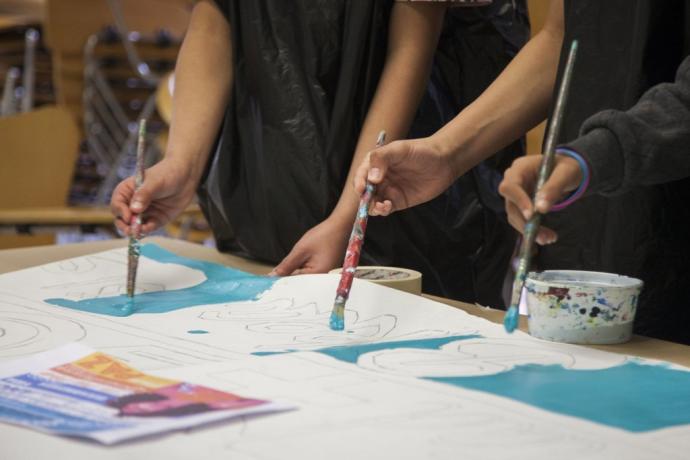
330 131 386 331
504 41 578 333
126 119 147 299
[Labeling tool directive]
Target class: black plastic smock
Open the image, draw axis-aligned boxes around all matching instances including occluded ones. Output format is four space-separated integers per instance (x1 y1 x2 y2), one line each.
539 0 690 344
199 0 528 305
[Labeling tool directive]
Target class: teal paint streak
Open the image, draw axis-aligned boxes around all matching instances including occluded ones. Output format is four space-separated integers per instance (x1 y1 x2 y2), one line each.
252 335 482 363
187 330 209 334
44 244 276 317
426 361 690 432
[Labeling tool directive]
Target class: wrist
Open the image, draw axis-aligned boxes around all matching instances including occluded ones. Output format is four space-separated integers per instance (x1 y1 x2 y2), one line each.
428 130 476 179
550 147 590 211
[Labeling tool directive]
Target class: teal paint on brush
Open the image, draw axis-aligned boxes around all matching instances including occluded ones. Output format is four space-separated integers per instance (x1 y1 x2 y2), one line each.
252 335 482 363
503 306 519 332
44 244 276 316
426 361 690 432
329 312 344 331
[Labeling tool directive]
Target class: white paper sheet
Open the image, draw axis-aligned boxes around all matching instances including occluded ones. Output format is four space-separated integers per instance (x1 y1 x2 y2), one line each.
0 245 689 459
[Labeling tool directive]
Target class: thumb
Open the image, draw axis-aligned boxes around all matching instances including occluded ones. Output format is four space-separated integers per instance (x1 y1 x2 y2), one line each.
535 160 583 213
271 248 308 277
129 179 159 214
366 145 393 185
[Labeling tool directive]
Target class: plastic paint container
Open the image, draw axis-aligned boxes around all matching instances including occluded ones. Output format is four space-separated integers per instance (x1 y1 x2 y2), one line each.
525 270 643 344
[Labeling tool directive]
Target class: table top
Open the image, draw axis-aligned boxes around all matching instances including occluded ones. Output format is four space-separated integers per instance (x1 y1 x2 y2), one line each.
1 236 688 366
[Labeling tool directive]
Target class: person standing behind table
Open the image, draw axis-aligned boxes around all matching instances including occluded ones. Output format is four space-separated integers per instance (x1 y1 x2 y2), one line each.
352 0 690 344
273 0 530 306
111 0 530 306
498 54 690 345
110 1 448 257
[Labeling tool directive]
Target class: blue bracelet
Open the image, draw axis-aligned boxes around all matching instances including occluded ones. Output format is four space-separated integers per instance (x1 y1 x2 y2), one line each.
550 147 590 211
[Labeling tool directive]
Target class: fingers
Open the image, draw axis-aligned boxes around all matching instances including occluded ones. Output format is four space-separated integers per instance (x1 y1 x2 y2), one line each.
370 200 393 216
366 144 394 185
130 180 157 214
499 156 540 221
270 247 308 277
534 156 583 213
507 200 558 245
501 155 566 245
110 178 135 225
140 216 161 235
354 141 398 194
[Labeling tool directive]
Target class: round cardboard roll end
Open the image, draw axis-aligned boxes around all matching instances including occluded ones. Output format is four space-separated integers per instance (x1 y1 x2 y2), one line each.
329 266 422 295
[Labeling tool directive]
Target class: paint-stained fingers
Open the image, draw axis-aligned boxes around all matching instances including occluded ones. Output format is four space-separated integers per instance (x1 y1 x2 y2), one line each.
534 157 583 213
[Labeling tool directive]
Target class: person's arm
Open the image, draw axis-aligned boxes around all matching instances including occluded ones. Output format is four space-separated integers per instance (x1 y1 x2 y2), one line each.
111 0 232 234
498 54 690 245
272 2 446 275
568 54 690 196
355 0 565 216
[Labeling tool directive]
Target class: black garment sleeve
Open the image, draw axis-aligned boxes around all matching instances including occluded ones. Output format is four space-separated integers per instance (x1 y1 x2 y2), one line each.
565 55 690 196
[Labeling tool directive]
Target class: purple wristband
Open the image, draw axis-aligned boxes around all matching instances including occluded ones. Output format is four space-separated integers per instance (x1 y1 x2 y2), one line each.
550 147 590 211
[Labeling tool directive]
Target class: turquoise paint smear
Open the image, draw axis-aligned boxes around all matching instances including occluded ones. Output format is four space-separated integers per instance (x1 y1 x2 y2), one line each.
44 244 276 317
426 361 690 432
187 330 209 334
253 335 482 363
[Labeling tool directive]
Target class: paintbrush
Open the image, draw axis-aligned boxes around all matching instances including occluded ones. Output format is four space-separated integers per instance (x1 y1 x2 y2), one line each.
126 119 147 303
329 130 386 331
504 40 579 333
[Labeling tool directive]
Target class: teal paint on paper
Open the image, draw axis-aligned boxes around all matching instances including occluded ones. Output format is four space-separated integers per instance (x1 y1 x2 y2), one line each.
45 244 276 316
252 335 481 363
426 361 690 432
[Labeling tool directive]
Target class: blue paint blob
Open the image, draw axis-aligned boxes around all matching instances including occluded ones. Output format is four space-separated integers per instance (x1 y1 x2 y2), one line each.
252 335 481 363
329 311 344 331
503 305 519 333
187 330 209 334
426 361 690 432
44 244 277 317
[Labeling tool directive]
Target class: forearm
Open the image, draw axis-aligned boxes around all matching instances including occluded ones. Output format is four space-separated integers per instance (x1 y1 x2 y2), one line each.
568 55 690 196
433 0 564 177
329 2 446 226
164 0 232 185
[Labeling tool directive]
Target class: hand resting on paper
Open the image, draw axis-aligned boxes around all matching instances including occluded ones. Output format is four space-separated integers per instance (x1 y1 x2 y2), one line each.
270 217 350 276
110 158 198 236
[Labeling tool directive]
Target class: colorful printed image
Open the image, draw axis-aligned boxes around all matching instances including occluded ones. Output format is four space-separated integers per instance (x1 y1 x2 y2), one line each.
0 345 290 444
108 383 265 417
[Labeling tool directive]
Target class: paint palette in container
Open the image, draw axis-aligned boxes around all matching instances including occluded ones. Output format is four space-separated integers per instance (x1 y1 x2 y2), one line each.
525 270 643 344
